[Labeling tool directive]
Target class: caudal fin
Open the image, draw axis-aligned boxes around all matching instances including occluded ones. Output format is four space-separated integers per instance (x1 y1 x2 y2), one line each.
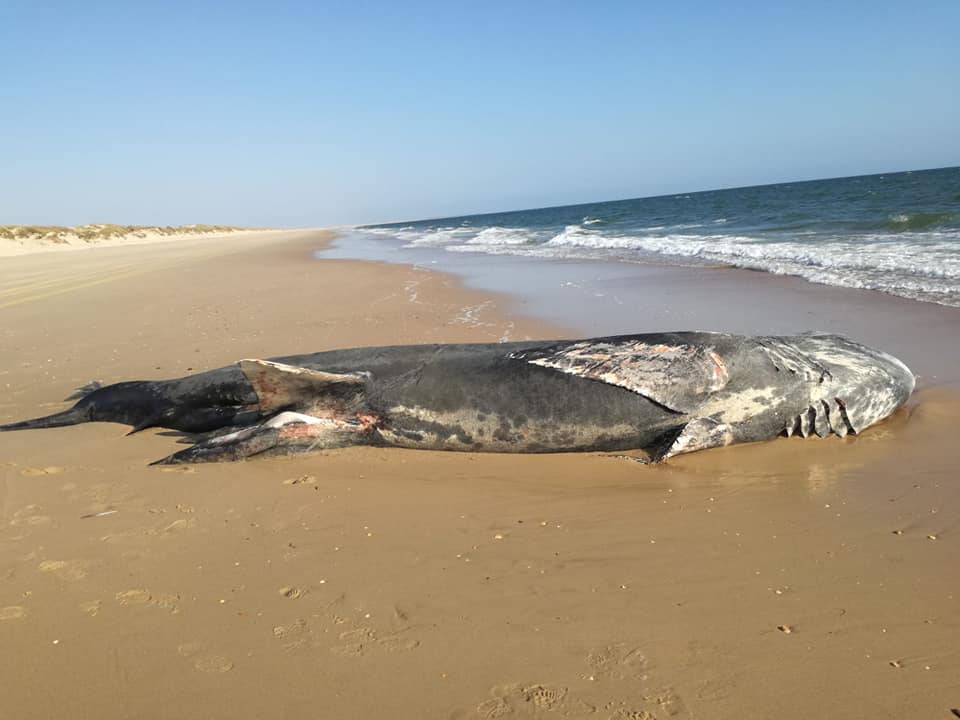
0 406 92 431
0 381 102 431
1 371 262 436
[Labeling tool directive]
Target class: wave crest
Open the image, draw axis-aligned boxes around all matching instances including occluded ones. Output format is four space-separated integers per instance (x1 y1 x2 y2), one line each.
884 212 956 231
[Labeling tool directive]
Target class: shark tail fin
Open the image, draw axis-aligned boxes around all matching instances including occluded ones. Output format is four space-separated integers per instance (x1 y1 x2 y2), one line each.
0 381 107 431
0 406 92 431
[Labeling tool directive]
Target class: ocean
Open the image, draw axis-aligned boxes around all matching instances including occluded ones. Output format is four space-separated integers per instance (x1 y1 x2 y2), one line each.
353 166 960 308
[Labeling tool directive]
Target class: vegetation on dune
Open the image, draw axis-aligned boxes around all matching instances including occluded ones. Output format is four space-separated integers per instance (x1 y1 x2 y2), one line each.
0 224 254 243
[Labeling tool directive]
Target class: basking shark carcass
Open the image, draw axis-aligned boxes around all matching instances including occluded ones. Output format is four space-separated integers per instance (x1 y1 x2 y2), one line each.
0 332 914 464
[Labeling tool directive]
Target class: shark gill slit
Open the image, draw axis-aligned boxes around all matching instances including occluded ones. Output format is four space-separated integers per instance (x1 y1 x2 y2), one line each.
782 398 858 440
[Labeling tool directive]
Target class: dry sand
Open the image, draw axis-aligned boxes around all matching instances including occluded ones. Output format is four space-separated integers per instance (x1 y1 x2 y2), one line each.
0 229 958 720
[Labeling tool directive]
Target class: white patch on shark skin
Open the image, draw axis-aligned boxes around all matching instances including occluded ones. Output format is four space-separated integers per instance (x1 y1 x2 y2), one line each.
207 412 333 446
513 340 728 413
387 405 441 423
699 385 780 426
209 427 251 446
264 412 331 429
377 405 468 450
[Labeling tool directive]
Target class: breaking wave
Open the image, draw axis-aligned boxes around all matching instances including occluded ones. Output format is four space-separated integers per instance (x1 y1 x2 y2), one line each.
366 222 960 306
360 167 960 307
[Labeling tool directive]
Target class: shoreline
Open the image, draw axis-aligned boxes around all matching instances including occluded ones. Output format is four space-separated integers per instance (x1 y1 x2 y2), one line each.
1 229 958 720
326 228 960 387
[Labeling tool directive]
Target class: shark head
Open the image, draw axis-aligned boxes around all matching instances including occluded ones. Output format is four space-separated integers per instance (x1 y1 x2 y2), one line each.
788 333 915 435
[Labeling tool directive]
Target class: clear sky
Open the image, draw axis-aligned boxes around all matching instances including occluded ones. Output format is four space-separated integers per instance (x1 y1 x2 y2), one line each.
2 1 958 227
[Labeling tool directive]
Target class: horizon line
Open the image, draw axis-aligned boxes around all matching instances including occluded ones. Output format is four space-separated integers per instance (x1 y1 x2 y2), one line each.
360 163 960 229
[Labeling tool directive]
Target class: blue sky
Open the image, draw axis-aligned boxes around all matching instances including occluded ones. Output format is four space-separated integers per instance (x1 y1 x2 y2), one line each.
1 1 958 226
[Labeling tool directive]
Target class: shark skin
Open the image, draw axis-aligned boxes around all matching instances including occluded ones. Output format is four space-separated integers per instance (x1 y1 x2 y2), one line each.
0 332 915 465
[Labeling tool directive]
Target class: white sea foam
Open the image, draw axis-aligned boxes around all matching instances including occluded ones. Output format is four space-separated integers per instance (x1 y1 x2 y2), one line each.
387 226 477 247
542 229 960 305
465 226 538 246
545 224 605 247
361 223 960 307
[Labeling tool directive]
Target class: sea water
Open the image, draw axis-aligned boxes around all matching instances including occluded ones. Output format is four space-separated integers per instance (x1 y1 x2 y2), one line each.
352 167 960 308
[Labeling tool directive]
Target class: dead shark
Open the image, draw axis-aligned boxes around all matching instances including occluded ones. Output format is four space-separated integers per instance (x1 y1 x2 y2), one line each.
0 332 915 464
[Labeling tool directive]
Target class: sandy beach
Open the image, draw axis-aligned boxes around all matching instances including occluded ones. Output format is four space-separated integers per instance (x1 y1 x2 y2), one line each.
1 229 958 720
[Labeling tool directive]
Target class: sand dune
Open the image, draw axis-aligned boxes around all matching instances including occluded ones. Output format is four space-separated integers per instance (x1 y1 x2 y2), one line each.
0 224 294 257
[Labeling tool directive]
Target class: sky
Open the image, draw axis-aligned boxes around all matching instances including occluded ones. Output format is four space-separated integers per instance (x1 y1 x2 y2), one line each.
1 1 958 227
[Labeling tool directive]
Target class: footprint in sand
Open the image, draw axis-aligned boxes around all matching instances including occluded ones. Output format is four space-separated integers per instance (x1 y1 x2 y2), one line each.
473 683 595 718
606 709 652 720
272 618 308 650
79 600 102 617
0 606 27 621
114 589 180 613
272 618 307 639
525 684 570 711
278 586 307 600
10 505 53 529
177 641 205 658
598 689 689 720
695 675 737 702
586 643 648 681
330 627 377 656
193 655 234 673
175 642 234 673
475 697 511 719
37 559 88 581
154 594 180 613
19 466 66 477
116 589 153 606
330 626 420 657
377 632 420 653
646 688 688 718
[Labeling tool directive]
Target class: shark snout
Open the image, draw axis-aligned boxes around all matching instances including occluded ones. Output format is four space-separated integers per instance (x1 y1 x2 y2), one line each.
792 333 915 434
877 349 915 405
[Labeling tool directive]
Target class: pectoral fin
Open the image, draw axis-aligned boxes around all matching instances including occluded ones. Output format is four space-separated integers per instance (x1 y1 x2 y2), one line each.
647 417 734 461
152 411 369 464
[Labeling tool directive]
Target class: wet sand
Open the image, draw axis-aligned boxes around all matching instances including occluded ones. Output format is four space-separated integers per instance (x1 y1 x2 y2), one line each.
1 229 958 719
